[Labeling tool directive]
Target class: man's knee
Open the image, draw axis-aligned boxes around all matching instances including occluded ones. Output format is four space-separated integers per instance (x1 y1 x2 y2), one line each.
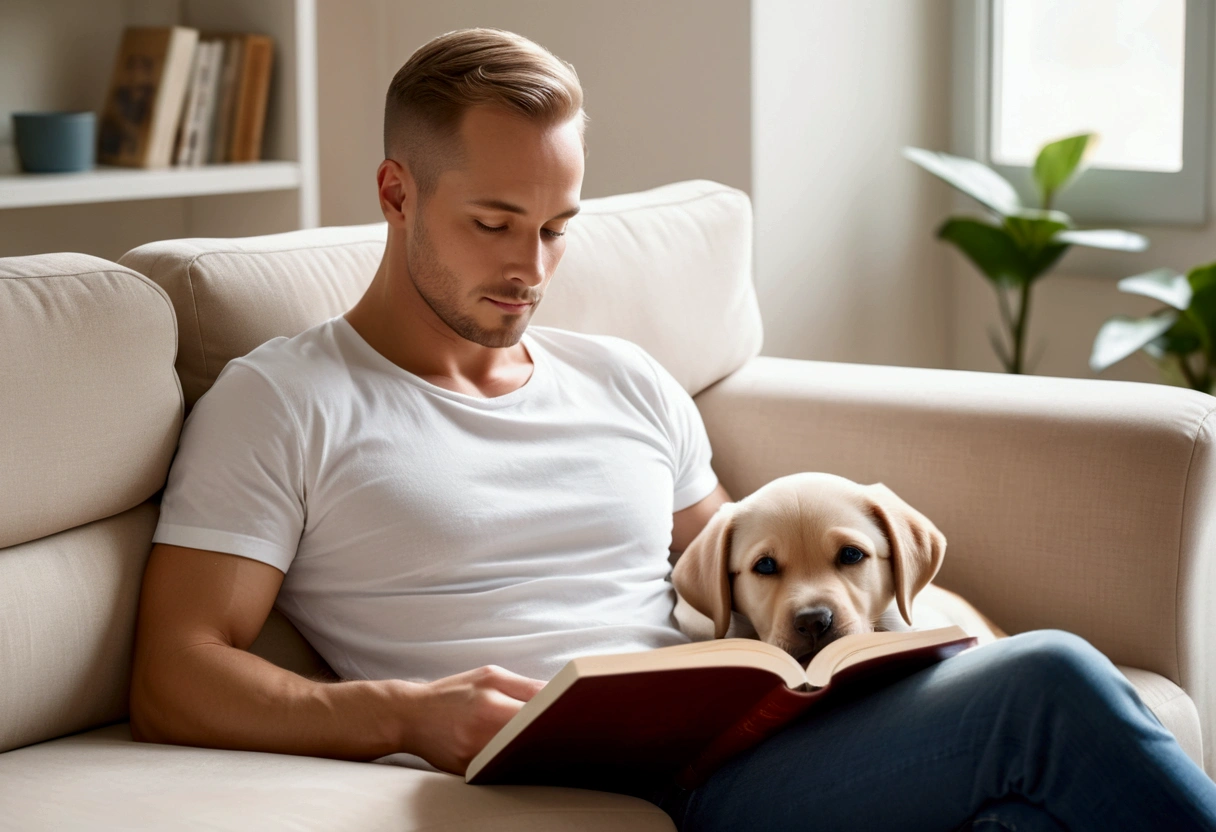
987 628 1126 702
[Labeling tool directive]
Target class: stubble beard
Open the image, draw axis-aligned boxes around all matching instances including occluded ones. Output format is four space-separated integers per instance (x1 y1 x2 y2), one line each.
408 210 534 349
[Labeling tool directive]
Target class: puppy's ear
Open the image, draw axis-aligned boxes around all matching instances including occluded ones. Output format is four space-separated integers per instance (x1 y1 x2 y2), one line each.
865 483 945 628
671 502 737 640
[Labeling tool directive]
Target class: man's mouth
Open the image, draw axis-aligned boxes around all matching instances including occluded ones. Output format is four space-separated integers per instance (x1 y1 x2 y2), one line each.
486 298 533 313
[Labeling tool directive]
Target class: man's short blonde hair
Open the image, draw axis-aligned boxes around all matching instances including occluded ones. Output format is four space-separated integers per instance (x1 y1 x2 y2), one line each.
384 27 588 201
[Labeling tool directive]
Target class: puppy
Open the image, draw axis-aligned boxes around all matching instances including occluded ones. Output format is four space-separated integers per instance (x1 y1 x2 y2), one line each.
671 472 1006 665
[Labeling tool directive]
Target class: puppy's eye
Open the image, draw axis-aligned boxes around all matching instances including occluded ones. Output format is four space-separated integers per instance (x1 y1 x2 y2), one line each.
838 546 865 565
753 556 778 575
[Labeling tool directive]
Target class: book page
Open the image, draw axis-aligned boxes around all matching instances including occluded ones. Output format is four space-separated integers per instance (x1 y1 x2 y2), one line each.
572 637 806 688
804 625 969 689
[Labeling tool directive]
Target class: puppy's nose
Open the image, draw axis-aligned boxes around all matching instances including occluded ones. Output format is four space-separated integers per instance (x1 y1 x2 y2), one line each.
795 606 833 639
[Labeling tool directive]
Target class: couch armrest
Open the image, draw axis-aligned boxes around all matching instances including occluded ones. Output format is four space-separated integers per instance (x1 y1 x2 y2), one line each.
694 356 1216 772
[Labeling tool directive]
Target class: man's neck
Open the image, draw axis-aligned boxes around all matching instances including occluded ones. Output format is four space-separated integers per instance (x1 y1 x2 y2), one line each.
343 263 534 400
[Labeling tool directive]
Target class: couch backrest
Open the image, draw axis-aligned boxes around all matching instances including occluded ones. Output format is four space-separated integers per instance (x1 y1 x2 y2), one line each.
118 178 763 412
0 253 182 754
0 179 763 753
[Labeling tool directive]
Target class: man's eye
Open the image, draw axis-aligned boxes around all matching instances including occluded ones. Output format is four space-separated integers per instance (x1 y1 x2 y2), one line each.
474 220 566 239
753 556 778 575
838 546 865 565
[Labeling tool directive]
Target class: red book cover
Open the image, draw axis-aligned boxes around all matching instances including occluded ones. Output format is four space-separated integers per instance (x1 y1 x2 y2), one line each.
465 627 976 793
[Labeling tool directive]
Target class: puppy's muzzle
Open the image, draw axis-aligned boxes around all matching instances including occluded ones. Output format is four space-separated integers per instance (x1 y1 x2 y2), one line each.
793 605 839 660
795 606 833 639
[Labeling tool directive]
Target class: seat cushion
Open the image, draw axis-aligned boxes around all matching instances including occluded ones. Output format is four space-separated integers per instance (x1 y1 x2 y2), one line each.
1118 665 1204 768
0 667 1200 829
0 723 675 832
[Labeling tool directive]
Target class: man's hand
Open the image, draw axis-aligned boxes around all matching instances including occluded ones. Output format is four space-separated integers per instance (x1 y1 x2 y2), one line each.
401 665 547 775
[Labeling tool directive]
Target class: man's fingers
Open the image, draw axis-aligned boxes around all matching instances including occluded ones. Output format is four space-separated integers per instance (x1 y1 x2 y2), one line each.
482 666 547 701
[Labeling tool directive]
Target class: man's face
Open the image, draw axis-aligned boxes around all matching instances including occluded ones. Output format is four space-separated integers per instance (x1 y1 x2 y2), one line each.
403 105 585 349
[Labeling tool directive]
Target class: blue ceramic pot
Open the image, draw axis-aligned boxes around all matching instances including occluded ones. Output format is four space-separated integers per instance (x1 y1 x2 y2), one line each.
12 111 97 173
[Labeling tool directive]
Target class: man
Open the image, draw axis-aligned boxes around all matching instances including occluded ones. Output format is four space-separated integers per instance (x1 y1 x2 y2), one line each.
131 27 1216 831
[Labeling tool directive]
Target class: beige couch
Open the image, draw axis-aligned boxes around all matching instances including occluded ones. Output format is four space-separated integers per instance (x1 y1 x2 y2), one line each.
1 179 1213 830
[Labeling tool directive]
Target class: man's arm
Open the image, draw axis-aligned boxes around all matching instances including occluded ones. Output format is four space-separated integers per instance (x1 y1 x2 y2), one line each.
130 543 545 773
671 482 733 556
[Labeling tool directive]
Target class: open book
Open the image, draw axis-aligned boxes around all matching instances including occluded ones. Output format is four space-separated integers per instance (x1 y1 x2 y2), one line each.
466 625 976 792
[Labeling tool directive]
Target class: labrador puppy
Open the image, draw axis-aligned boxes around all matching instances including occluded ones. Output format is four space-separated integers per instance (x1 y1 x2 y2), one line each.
671 472 1006 665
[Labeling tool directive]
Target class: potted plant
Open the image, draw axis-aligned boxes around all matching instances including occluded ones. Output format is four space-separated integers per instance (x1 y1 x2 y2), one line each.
904 134 1149 373
1090 262 1216 395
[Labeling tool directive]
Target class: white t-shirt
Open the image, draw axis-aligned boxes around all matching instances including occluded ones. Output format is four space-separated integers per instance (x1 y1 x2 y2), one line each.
151 316 718 767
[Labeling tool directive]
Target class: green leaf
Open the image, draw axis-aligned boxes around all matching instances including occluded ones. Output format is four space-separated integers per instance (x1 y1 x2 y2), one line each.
938 218 1032 286
1152 314 1205 357
1005 212 1070 251
1090 312 1178 372
1002 212 1071 282
1053 229 1149 252
1033 133 1094 206
904 147 1022 216
1116 268 1191 310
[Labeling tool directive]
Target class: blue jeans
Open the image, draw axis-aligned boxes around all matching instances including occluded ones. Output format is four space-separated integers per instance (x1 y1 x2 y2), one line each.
640 630 1216 831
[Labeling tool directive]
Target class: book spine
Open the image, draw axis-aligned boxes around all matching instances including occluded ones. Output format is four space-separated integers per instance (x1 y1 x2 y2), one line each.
230 36 273 162
174 43 208 166
195 40 224 165
209 35 243 163
148 28 199 168
674 685 820 791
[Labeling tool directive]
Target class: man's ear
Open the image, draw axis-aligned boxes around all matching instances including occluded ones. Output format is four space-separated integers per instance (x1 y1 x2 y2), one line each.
376 157 413 228
866 483 946 628
671 502 737 640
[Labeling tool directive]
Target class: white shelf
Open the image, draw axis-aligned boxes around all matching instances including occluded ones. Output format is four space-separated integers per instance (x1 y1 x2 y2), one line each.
0 0 319 230
0 161 303 209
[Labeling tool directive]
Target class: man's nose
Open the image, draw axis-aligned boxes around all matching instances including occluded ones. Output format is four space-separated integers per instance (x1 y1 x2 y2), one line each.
505 234 548 287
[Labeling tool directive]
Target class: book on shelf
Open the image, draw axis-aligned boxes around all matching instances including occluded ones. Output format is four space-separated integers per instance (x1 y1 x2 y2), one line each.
172 32 275 166
208 34 244 164
97 26 199 168
465 625 976 793
194 39 226 165
226 33 275 163
175 38 226 167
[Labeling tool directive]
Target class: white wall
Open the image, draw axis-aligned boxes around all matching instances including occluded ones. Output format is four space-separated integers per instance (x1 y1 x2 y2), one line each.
751 0 954 367
315 0 751 224
318 0 954 371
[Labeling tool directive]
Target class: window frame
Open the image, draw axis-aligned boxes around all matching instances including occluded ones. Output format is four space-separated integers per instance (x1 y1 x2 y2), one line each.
950 0 1211 227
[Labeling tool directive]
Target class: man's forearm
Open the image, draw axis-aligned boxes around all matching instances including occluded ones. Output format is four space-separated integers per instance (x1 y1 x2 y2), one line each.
131 641 417 763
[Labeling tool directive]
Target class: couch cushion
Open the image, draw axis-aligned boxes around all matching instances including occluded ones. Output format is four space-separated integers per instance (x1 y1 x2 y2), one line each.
1119 665 1204 769
0 663 1198 830
0 504 158 754
117 178 762 412
0 253 181 550
528 179 762 398
0 724 676 832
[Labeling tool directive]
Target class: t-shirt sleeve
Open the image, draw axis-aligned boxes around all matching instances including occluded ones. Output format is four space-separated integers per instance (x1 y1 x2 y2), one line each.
630 344 719 512
151 359 305 574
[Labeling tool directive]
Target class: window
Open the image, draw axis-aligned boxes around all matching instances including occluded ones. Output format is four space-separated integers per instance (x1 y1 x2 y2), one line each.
951 0 1211 225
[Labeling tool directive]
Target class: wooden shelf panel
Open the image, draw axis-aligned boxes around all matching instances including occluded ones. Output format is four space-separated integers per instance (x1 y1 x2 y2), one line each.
0 160 302 209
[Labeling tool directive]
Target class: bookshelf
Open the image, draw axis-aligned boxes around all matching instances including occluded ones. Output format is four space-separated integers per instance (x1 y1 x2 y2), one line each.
0 0 319 231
